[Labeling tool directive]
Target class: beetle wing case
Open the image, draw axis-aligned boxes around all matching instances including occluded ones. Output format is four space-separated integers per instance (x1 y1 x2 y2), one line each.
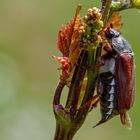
115 53 135 112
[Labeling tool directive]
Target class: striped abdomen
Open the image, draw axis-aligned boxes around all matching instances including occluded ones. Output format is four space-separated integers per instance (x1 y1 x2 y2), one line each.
98 72 118 124
95 57 119 127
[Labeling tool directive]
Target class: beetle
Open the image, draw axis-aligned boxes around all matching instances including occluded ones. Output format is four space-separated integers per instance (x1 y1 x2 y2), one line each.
94 28 135 128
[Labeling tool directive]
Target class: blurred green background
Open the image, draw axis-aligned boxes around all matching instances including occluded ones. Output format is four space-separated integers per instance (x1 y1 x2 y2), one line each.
0 0 139 140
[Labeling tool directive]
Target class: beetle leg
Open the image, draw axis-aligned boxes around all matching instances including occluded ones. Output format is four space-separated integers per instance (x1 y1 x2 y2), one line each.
89 62 104 70
88 95 100 112
103 40 113 53
78 95 99 112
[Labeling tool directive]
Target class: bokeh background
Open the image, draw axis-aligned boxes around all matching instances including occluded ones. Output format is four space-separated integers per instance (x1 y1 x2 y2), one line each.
0 0 139 140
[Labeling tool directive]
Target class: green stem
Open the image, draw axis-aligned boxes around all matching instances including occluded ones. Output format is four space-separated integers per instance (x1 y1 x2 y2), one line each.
75 44 102 126
102 0 113 25
109 1 133 16
82 48 97 103
54 123 77 140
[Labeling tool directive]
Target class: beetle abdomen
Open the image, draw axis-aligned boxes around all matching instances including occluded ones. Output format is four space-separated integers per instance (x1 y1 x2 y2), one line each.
97 72 118 125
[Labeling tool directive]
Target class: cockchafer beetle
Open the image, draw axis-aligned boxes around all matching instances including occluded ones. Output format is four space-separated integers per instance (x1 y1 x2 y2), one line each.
94 28 135 128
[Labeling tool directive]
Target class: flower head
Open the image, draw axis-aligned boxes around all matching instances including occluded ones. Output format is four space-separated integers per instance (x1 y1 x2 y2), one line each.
80 7 103 48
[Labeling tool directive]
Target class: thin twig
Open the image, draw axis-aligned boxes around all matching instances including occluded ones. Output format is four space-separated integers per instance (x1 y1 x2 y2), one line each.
102 0 113 25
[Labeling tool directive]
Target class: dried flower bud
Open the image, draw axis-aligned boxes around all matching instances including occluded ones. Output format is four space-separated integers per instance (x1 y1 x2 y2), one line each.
96 12 102 20
88 8 93 13
92 7 97 12
84 15 88 22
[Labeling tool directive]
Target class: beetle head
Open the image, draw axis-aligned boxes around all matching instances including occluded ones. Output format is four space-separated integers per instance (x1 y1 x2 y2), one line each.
105 28 120 39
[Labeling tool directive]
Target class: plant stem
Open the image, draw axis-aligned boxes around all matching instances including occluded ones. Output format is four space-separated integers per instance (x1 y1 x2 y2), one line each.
102 0 113 25
53 50 88 140
65 50 88 112
54 123 77 140
53 81 65 106
81 49 97 104
53 0 113 139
